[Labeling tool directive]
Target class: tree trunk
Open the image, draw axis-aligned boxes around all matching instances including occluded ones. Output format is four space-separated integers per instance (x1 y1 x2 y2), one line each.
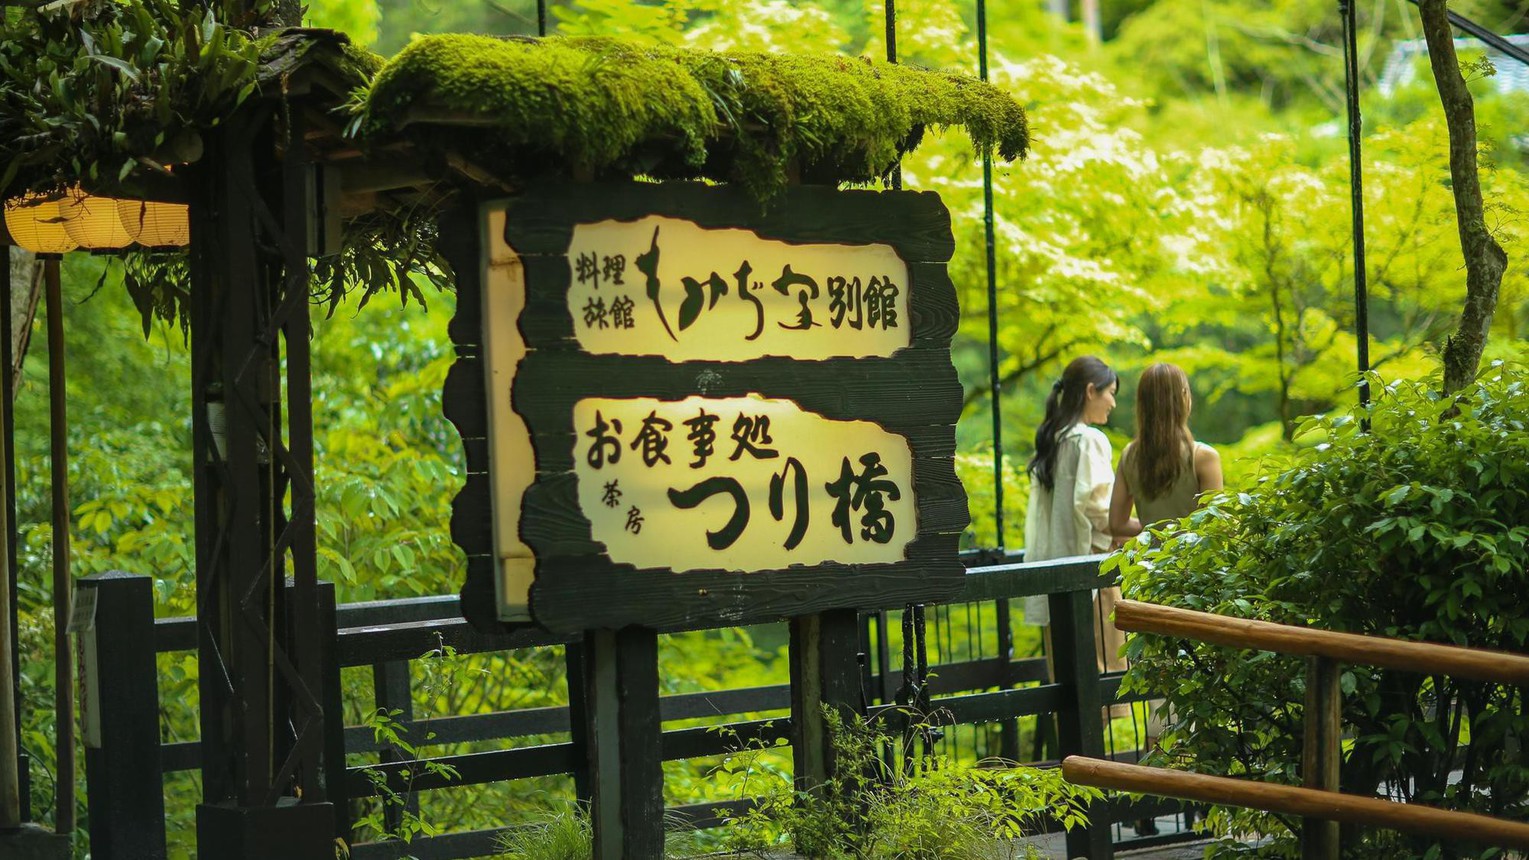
1418 0 1509 393
1080 0 1101 42
7 247 41 394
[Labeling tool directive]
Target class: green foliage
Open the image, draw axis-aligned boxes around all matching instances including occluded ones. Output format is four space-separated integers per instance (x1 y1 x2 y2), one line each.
370 0 542 57
0 0 263 195
718 708 1100 859
953 448 1027 550
355 34 1027 200
1113 363 1529 857
305 0 383 49
494 803 593 859
310 284 466 600
353 645 467 848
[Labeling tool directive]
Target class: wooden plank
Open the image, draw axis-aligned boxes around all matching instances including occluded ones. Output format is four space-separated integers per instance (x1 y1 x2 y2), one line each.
661 718 789 761
1114 600 1529 686
511 351 963 436
1302 656 1342 860
441 360 488 459
958 556 1110 602
528 534 963 633
347 743 579 796
934 684 1066 724
495 182 955 263
350 827 515 860
336 617 571 665
1063 756 1529 850
438 204 483 351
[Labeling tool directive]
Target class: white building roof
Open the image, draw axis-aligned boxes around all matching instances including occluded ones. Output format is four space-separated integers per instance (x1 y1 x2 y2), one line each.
1378 34 1529 97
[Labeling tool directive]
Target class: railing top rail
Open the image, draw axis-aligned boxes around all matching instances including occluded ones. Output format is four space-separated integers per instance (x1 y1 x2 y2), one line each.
148 556 1109 656
1115 599 1529 686
958 555 1109 602
1063 756 1529 850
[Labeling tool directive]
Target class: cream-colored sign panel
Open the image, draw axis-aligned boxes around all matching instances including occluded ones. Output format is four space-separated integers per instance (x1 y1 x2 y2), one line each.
482 209 535 621
565 217 910 362
573 395 915 572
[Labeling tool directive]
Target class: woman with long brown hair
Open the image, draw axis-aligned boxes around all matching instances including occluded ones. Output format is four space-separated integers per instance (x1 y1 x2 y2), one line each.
1109 362 1222 542
1108 362 1222 837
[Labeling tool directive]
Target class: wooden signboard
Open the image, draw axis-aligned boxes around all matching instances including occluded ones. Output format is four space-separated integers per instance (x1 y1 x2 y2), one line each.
442 182 968 633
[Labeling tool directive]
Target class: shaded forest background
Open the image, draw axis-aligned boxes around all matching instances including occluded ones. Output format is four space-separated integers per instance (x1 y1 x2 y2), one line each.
7 0 1528 853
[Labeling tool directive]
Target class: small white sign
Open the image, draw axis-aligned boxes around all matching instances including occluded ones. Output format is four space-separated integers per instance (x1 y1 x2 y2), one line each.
66 585 98 634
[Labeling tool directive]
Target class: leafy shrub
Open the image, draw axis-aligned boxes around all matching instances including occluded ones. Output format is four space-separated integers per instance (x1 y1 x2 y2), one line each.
1112 363 1529 858
720 708 1099 859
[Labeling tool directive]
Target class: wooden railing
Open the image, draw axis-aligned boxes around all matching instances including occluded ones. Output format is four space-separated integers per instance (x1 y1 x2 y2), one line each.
1063 599 1529 857
81 556 1170 860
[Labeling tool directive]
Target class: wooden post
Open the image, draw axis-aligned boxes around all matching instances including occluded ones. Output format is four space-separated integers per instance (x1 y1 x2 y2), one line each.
564 641 593 807
1049 588 1111 860
0 249 16 829
79 573 167 859
1302 656 1342 860
44 256 74 839
371 659 419 832
789 610 863 791
995 597 1020 762
314 581 349 842
582 627 663 859
190 111 332 860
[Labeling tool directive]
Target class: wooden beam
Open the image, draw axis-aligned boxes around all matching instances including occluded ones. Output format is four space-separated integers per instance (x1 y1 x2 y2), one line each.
1113 600 1529 686
444 153 515 193
1063 756 1529 850
337 160 435 195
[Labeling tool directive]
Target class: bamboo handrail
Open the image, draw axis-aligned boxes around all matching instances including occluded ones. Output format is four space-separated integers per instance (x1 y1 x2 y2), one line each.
1114 599 1529 686
1063 756 1529 850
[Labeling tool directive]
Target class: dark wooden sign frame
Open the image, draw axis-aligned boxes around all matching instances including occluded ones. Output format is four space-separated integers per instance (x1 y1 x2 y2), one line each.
441 181 968 634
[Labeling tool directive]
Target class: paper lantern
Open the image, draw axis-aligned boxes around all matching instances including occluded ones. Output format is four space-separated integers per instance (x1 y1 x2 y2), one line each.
3 196 78 254
61 193 133 249
117 199 190 247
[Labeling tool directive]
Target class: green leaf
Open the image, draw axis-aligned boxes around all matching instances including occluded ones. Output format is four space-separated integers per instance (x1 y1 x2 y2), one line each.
86 54 141 82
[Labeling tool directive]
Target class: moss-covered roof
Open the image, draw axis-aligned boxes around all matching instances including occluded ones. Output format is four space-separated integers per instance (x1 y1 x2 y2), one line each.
357 35 1029 198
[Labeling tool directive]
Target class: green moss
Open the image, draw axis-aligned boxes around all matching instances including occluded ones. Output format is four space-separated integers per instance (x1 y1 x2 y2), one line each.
359 35 1028 199
361 35 715 174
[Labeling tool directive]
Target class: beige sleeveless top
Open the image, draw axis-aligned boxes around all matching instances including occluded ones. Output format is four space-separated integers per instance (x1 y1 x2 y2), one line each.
1120 440 1213 527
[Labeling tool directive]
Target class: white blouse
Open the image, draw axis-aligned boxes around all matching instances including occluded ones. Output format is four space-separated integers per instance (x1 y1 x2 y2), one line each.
1022 423 1113 624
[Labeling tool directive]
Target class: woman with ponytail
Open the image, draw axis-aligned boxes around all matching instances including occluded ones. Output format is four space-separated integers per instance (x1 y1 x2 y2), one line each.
1022 356 1126 674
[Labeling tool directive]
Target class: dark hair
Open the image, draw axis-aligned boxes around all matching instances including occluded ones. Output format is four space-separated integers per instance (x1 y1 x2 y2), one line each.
1027 356 1117 491
1134 363 1194 500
